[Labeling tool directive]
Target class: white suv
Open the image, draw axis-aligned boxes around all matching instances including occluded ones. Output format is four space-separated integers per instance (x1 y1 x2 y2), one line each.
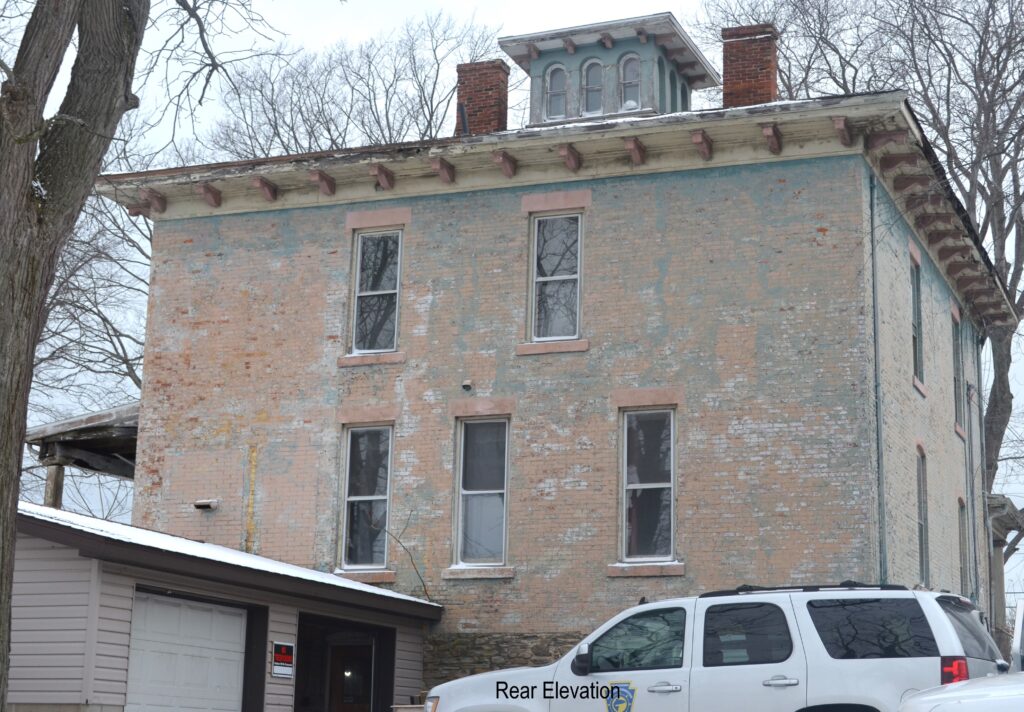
424 583 1007 712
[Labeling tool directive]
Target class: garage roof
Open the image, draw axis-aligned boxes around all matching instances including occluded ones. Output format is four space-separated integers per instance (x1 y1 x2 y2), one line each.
17 502 442 620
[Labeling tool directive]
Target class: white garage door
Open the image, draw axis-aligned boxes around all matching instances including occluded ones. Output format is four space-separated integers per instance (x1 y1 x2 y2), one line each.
126 592 247 712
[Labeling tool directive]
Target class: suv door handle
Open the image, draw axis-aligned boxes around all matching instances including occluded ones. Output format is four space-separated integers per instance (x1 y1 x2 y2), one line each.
762 676 800 687
647 683 683 693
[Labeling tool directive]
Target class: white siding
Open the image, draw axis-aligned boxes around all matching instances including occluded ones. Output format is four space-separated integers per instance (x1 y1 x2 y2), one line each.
266 605 297 712
89 568 136 705
9 533 91 704
394 624 425 705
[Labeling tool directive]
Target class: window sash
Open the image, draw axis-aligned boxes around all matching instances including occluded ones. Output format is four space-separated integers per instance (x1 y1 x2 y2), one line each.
343 426 392 569
620 57 640 109
952 319 964 425
622 410 674 561
583 62 603 115
958 502 970 596
916 453 929 586
458 419 509 565
532 215 581 341
911 262 924 381
546 68 567 118
353 230 402 353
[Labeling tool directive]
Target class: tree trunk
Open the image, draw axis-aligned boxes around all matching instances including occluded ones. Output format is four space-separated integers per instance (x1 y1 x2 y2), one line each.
0 1 148 705
985 329 1014 491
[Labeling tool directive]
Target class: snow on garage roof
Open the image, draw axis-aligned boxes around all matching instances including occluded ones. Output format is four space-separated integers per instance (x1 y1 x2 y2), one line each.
17 501 441 617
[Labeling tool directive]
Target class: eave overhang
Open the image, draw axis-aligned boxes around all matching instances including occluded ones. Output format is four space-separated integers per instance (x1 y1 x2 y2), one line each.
95 91 1017 332
497 12 720 89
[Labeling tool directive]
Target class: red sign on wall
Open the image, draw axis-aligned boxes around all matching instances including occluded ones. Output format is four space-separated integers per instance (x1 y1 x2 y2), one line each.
272 642 294 678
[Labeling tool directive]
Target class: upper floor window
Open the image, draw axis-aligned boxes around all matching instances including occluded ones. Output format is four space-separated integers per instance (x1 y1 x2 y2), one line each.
911 259 924 382
582 60 603 115
623 409 673 560
620 56 640 110
458 419 508 565
343 426 391 568
532 214 581 341
545 65 567 119
917 448 930 586
354 230 401 353
952 317 964 426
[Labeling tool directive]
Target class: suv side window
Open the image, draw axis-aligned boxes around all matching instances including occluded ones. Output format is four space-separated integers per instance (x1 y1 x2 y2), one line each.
703 602 793 666
807 598 939 658
936 596 1001 661
590 608 686 673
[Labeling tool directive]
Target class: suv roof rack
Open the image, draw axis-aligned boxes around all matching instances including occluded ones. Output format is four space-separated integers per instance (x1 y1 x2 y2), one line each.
698 580 909 598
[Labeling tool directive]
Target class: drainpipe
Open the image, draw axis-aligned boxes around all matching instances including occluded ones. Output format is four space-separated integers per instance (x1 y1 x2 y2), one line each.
870 173 888 584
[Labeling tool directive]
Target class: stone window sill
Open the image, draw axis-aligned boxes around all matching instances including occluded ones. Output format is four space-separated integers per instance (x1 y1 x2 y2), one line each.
442 566 515 580
335 569 396 584
515 339 589 356
913 377 927 398
606 562 686 578
338 351 406 368
955 423 967 441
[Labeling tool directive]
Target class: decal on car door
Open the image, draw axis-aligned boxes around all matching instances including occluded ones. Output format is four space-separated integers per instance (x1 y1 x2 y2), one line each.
605 682 635 712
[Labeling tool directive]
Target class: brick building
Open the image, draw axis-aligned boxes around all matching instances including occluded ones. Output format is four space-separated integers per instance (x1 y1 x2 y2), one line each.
94 12 1016 696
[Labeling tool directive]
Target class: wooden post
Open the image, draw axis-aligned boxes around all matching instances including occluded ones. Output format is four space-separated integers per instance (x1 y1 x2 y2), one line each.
43 463 65 509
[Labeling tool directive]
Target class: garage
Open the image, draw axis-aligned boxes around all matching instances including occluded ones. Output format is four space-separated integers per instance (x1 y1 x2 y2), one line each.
126 592 247 712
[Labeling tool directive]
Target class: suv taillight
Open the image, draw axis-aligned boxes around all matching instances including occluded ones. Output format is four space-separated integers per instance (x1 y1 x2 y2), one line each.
941 655 969 684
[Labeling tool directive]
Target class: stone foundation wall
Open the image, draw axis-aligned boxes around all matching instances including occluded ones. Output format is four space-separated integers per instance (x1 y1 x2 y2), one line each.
424 632 587 688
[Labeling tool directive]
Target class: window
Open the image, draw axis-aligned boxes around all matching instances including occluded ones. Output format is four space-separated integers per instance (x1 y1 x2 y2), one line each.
623 410 673 560
591 608 686 672
545 65 567 119
952 318 964 426
532 214 580 340
936 596 1001 661
458 420 508 565
806 598 939 659
917 449 930 586
703 603 792 666
343 427 391 568
620 56 640 110
582 61 603 115
958 500 970 596
353 230 401 353
911 260 924 382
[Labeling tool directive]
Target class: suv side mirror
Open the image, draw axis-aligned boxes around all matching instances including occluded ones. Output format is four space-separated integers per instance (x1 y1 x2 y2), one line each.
570 643 591 676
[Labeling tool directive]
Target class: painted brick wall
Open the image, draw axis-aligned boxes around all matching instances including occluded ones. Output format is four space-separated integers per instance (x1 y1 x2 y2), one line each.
870 173 989 604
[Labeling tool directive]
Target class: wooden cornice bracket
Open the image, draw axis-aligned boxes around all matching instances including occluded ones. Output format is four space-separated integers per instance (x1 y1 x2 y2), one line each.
892 175 932 192
673 60 699 70
915 213 956 230
492 150 517 178
623 137 646 166
957 275 987 290
946 261 976 277
125 203 150 218
527 43 540 59
927 231 961 247
559 143 582 172
370 164 395 190
866 130 909 151
196 182 222 208
600 33 614 49
879 153 920 172
139 188 166 214
905 193 944 211
762 124 782 155
562 38 576 54
636 29 648 43
431 157 456 184
309 170 336 196
832 117 853 147
683 73 708 84
691 129 713 161
252 176 278 202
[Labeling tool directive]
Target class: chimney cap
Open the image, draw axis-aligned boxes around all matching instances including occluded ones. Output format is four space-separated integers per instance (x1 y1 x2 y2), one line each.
721 24 780 41
456 59 511 75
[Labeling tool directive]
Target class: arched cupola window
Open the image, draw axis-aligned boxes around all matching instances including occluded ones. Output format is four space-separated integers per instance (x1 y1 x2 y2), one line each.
582 60 603 115
620 55 640 110
546 65 567 119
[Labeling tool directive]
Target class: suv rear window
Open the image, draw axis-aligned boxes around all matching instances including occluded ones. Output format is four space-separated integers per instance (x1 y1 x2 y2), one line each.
936 596 1001 661
807 598 939 659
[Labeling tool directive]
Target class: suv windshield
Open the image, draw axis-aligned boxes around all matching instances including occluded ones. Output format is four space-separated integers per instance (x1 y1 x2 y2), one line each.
936 596 1001 661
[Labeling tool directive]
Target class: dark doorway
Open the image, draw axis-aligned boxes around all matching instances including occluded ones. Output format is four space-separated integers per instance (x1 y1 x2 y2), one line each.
295 613 395 712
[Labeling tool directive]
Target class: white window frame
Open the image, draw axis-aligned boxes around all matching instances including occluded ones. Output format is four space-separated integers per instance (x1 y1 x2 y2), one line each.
352 229 402 354
619 54 641 111
531 213 582 342
622 409 675 563
341 425 393 570
581 59 604 116
911 260 924 382
916 448 930 586
456 418 509 567
544 64 568 120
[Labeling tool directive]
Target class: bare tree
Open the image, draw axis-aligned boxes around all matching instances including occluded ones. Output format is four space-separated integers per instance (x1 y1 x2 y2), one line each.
700 0 1024 634
207 12 501 159
0 1 281 704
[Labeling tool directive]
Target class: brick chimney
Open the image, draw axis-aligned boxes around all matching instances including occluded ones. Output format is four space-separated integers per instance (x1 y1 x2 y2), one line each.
454 59 510 136
721 24 780 108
